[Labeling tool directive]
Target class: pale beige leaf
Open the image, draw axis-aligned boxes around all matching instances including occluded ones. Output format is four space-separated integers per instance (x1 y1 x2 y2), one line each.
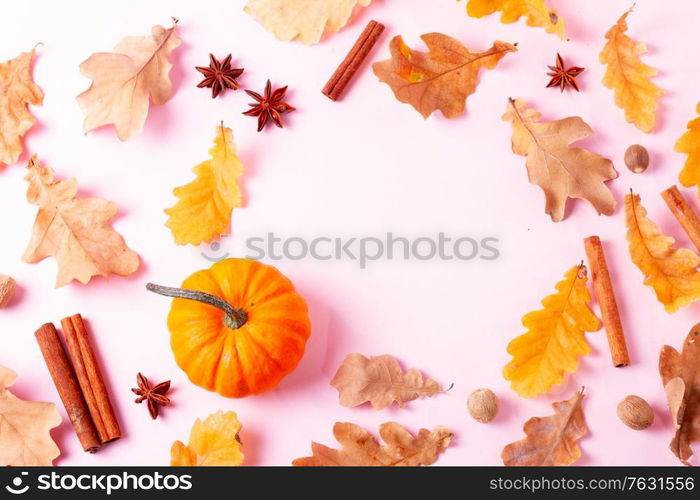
77 21 181 141
0 48 43 166
0 365 61 466
22 155 140 287
503 98 617 222
292 421 452 466
331 353 444 409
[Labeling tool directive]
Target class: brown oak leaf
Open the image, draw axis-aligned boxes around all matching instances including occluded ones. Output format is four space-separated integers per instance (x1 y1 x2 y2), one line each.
502 389 587 466
22 155 140 287
0 365 61 466
0 48 43 167
660 324 700 465
372 34 516 119
77 20 181 141
330 353 444 409
503 98 617 222
292 422 452 466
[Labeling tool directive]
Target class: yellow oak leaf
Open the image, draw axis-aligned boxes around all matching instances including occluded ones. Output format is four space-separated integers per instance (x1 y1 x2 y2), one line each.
599 9 662 133
244 0 371 45
77 20 181 141
504 265 600 398
0 365 62 466
165 124 243 246
676 103 700 196
0 48 43 167
465 0 566 40
171 411 244 466
624 192 700 313
503 98 617 222
22 155 140 287
372 34 516 119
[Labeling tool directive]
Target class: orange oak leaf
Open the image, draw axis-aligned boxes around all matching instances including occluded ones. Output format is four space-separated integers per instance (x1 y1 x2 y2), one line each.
171 411 244 466
0 48 43 167
77 20 181 141
372 34 517 119
464 0 567 40
624 192 700 313
676 103 700 196
330 353 445 409
244 0 372 45
502 389 587 466
0 365 61 466
503 98 617 222
22 155 140 287
659 324 700 465
292 422 452 466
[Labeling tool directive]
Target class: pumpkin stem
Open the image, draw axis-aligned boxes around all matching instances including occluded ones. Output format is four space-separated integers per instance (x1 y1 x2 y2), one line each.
146 283 248 330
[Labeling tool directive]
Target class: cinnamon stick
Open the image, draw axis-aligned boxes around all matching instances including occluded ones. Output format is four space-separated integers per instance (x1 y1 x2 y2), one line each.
35 323 101 453
584 236 630 367
61 314 121 444
661 185 700 252
322 20 385 101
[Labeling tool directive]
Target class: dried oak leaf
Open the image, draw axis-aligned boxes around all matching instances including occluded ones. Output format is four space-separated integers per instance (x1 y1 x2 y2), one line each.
244 0 371 45
0 48 42 167
503 98 617 222
372 34 516 119
660 324 700 465
292 422 452 466
676 103 700 196
624 193 700 313
502 389 587 466
171 411 244 466
77 20 181 141
599 9 662 133
503 265 600 398
330 353 444 410
465 0 566 40
165 124 243 246
0 365 61 466
22 155 140 287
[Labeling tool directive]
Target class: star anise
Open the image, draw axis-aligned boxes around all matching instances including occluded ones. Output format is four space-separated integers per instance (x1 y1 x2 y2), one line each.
196 54 244 98
243 80 296 132
132 373 171 420
546 53 584 92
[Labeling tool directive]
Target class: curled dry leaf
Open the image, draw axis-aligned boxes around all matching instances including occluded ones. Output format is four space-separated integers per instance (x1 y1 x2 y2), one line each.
292 422 452 466
659 324 700 465
0 48 42 167
676 103 700 195
372 34 516 119
171 411 244 466
22 156 140 287
503 98 617 222
244 0 371 45
0 365 62 466
624 193 700 313
330 353 444 410
77 20 181 141
504 264 600 398
465 0 566 40
165 124 243 245
502 389 587 466
599 9 662 133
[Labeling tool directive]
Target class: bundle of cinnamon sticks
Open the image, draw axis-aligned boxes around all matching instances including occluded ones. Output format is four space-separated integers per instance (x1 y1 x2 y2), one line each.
35 314 121 453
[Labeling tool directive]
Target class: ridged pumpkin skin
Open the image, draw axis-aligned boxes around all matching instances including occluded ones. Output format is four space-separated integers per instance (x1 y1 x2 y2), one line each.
167 258 311 397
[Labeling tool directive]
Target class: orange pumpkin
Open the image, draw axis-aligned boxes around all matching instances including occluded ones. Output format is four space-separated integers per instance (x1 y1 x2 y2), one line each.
147 258 311 397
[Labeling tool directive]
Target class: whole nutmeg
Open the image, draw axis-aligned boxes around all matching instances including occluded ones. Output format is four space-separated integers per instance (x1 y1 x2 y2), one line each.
624 144 650 173
617 395 654 430
467 388 499 423
0 274 15 308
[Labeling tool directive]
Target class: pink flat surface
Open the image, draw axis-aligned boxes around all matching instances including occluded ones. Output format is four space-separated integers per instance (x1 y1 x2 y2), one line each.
1 0 698 466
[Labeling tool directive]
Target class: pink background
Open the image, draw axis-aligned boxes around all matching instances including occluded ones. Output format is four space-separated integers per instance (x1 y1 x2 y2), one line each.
1 0 698 466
